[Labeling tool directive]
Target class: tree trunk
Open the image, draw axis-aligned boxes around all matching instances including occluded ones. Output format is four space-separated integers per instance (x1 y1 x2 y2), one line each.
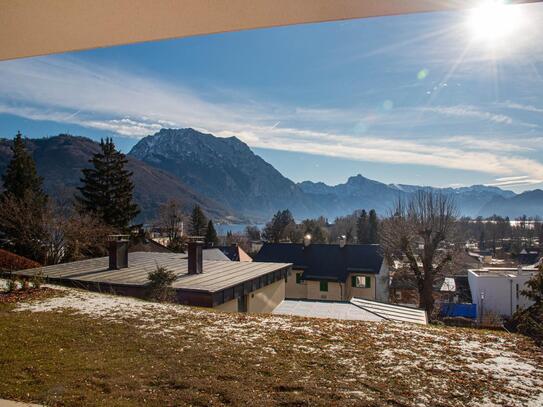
418 274 435 317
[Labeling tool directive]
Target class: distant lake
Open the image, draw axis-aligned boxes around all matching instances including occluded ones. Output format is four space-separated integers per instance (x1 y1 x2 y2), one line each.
215 223 265 236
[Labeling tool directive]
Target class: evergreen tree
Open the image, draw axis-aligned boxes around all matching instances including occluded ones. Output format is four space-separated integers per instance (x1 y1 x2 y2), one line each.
76 138 139 230
263 209 296 243
0 132 48 260
205 220 219 246
356 209 369 244
368 209 379 244
190 205 208 236
2 131 46 205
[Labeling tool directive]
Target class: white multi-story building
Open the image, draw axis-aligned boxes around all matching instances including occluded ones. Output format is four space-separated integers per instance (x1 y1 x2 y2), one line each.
468 266 538 319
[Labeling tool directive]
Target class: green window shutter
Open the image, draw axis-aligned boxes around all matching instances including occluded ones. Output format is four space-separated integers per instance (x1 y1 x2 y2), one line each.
296 273 302 284
320 281 328 292
351 276 357 287
365 276 371 288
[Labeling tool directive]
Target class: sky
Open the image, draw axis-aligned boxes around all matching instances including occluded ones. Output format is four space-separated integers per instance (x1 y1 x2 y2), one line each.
1 2 543 192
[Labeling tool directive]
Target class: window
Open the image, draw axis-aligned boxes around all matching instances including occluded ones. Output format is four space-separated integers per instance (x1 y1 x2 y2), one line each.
352 275 371 288
296 273 302 284
320 281 328 292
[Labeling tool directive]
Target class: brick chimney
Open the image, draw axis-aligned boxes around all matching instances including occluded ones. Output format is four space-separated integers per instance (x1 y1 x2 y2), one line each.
108 235 129 270
188 241 203 275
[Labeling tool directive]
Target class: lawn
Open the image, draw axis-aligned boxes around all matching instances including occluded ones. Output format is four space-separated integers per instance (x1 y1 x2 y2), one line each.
0 286 542 406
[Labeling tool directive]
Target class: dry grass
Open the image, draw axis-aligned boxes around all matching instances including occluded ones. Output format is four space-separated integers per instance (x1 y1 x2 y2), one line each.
1 286 542 406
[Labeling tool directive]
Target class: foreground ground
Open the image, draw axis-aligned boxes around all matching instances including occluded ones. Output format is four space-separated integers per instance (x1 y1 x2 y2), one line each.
0 286 542 406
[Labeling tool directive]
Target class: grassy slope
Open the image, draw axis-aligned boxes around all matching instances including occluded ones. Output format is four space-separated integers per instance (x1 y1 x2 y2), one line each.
0 287 542 407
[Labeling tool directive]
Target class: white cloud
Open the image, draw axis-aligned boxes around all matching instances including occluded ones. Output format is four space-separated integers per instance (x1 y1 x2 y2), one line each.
502 102 543 114
1 57 543 183
486 175 543 187
420 105 513 125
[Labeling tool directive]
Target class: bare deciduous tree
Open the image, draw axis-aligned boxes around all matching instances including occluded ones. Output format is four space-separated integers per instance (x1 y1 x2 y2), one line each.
156 199 186 243
381 191 459 315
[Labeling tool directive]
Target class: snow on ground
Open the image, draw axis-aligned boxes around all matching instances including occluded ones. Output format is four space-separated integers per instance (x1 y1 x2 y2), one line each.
12 285 543 406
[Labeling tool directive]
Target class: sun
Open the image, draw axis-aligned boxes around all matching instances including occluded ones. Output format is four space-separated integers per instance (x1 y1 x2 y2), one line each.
467 0 524 45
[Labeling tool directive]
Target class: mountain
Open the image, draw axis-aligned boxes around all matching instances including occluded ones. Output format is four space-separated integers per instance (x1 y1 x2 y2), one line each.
1 130 541 223
299 175 534 219
129 128 318 220
298 175 404 217
479 189 543 218
0 135 229 222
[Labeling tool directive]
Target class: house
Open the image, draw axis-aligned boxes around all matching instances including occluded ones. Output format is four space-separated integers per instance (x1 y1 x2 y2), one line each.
12 238 291 313
518 248 540 265
254 242 389 302
216 244 253 262
468 266 538 319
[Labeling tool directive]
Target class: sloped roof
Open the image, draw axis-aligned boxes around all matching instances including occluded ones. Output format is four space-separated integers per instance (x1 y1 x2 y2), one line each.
0 249 41 271
254 243 384 282
216 245 253 262
350 298 428 325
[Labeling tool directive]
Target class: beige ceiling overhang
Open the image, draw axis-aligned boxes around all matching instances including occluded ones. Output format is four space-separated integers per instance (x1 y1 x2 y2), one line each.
0 0 540 61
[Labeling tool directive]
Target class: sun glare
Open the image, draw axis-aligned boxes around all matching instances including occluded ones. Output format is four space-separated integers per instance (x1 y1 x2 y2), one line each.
467 0 524 45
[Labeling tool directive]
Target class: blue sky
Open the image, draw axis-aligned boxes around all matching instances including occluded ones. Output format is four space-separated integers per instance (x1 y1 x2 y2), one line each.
1 2 543 192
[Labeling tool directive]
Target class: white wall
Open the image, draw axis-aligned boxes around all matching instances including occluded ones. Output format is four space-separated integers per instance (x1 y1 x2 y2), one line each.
468 270 535 318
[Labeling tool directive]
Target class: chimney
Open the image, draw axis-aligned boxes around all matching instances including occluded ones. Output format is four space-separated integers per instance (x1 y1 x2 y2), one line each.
108 235 129 270
303 234 312 247
339 235 347 248
188 241 203 274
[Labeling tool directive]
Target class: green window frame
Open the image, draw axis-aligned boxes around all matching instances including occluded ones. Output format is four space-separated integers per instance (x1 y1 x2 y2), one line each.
352 275 371 288
296 273 302 284
320 281 328 292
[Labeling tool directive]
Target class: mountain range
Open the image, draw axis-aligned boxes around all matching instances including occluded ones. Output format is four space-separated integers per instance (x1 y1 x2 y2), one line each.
1 128 542 222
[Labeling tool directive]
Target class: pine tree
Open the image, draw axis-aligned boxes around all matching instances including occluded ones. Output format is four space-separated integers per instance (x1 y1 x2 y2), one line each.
356 209 369 244
368 209 379 244
0 131 48 260
263 209 296 243
76 138 139 230
205 220 219 246
190 205 208 236
2 131 47 205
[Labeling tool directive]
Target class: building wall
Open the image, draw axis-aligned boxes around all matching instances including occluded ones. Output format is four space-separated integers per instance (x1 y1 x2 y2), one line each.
306 280 343 301
375 261 390 302
346 274 375 300
286 263 389 302
285 269 308 299
247 278 285 313
468 271 535 318
214 278 285 313
214 298 238 312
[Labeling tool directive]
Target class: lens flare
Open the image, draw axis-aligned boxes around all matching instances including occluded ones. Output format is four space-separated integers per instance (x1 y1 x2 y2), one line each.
467 0 524 45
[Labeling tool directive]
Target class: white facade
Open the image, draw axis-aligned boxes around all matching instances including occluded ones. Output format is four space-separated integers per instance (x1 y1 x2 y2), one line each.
468 267 537 318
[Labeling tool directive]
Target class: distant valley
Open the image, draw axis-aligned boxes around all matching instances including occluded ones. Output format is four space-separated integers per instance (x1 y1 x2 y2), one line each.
1 128 542 222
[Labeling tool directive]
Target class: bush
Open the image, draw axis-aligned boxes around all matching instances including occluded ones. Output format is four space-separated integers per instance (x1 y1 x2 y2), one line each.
507 304 543 346
7 277 19 293
146 265 177 302
31 270 45 289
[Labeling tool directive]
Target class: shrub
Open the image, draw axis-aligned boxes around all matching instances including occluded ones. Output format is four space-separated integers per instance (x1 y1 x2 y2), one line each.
7 277 19 293
146 265 177 302
31 270 45 289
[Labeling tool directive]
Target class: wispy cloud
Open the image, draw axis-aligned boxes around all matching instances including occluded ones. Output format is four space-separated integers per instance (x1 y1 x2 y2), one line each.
0 57 542 184
420 105 514 125
486 175 543 187
501 102 543 114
